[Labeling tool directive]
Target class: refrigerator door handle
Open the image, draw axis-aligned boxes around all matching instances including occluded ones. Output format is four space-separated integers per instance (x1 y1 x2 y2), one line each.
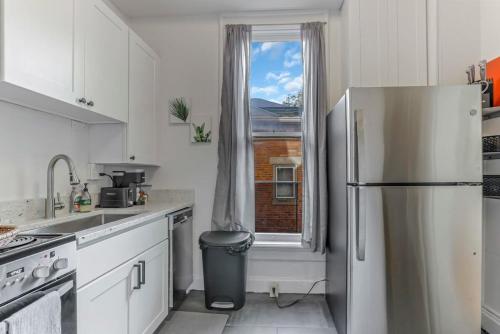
355 188 366 261
353 109 360 183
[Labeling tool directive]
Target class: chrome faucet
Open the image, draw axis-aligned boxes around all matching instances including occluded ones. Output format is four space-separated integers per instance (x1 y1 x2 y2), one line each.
45 154 81 219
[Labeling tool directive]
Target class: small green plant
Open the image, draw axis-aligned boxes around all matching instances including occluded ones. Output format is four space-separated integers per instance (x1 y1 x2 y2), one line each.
192 122 212 143
169 98 190 122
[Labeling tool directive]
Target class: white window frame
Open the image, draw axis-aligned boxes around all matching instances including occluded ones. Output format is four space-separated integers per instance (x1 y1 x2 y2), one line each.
274 165 297 200
249 24 305 245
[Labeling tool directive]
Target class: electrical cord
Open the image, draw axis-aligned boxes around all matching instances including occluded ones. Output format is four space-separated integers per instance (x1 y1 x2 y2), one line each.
274 278 327 309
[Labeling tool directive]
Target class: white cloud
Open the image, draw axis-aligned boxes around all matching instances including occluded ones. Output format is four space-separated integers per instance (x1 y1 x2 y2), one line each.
251 85 278 96
260 42 282 53
265 71 290 81
278 76 291 84
284 50 302 68
284 75 303 92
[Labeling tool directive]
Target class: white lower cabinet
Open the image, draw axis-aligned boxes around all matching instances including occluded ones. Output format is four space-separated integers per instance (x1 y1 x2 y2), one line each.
78 240 169 334
129 241 168 334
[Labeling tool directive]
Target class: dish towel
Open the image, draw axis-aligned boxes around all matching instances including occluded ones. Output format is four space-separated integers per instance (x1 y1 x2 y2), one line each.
5 291 61 334
0 322 6 334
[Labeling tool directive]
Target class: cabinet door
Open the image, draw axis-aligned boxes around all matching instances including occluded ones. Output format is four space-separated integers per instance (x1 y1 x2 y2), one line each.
1 0 82 104
77 257 134 334
128 31 159 164
129 241 169 334
83 0 128 122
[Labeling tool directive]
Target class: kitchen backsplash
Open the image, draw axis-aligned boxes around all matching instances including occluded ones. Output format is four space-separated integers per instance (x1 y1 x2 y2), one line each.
0 189 194 227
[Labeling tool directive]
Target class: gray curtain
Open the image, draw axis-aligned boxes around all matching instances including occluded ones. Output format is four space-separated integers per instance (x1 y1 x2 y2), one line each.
212 24 255 232
301 22 328 252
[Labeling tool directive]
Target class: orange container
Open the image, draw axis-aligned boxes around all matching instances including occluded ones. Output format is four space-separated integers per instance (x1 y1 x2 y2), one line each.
487 57 500 107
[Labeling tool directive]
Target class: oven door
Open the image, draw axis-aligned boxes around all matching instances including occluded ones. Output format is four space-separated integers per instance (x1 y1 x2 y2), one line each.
0 271 77 334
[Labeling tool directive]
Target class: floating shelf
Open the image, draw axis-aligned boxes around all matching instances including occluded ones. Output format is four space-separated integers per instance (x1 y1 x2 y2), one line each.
483 106 500 120
484 152 500 160
484 151 500 160
92 162 161 168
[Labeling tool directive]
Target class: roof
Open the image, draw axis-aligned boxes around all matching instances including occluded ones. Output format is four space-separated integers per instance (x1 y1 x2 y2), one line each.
250 98 302 118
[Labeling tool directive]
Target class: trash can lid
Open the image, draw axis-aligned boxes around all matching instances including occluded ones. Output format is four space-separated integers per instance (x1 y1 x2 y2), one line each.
199 231 253 248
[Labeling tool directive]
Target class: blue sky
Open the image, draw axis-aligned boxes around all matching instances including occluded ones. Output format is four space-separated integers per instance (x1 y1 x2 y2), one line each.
250 41 303 104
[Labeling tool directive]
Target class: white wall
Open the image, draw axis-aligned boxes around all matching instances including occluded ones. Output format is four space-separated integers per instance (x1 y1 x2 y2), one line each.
0 101 92 202
480 0 500 62
131 13 332 293
434 0 480 85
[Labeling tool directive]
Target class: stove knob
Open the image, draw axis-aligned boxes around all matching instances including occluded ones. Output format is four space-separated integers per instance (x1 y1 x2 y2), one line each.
53 258 69 270
32 266 50 279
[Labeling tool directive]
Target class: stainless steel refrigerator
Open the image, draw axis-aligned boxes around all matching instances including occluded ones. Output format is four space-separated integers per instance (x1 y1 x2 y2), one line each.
326 86 483 334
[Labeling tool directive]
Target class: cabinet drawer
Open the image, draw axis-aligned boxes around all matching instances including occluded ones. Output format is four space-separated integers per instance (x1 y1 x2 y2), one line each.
77 217 168 288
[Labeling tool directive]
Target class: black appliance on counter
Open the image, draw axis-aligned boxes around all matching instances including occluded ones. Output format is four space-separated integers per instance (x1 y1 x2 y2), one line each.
0 233 77 334
99 170 146 208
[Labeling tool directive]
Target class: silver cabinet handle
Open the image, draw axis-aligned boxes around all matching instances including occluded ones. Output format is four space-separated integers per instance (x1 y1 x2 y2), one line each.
133 264 141 290
77 97 87 104
87 100 94 107
355 188 366 261
139 260 146 285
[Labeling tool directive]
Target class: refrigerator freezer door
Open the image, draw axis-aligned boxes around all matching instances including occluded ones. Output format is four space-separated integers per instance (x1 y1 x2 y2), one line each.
346 86 482 184
348 185 482 334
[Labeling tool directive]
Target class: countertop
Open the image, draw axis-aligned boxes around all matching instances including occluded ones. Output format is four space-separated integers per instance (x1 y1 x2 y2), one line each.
19 199 194 247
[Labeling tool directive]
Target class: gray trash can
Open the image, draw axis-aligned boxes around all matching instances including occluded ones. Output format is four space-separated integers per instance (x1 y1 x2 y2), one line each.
199 231 254 310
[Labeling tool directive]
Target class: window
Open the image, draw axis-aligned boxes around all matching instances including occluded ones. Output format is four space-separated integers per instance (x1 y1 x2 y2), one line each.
251 26 303 235
274 165 296 199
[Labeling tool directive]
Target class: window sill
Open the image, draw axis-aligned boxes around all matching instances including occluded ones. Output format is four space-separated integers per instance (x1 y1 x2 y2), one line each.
253 233 307 249
253 240 305 249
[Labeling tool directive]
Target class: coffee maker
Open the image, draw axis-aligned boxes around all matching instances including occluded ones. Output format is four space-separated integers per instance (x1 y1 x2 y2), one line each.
99 171 133 208
99 170 147 208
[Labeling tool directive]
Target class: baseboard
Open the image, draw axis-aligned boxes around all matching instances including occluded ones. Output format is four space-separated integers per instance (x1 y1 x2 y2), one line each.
189 276 325 294
483 306 500 334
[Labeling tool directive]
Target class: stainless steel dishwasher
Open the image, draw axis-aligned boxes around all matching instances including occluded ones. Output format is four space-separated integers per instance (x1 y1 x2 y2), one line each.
168 207 193 310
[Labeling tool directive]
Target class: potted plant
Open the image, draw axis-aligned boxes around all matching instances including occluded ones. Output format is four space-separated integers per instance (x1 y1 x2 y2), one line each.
169 97 190 123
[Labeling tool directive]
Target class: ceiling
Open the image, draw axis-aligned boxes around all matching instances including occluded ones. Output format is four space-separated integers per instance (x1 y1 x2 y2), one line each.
110 0 343 18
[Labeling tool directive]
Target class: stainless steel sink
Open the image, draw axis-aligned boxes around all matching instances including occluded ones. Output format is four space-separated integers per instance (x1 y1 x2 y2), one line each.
30 213 139 234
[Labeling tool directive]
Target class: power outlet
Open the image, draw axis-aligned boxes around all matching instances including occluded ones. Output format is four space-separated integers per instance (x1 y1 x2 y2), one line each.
270 282 279 298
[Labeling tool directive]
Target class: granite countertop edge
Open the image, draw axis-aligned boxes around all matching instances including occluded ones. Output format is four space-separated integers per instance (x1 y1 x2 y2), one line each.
19 200 194 247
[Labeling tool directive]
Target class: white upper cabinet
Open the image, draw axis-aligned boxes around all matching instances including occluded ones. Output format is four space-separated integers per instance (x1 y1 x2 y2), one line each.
82 0 129 123
343 0 428 88
128 31 159 164
0 0 129 123
1 0 82 104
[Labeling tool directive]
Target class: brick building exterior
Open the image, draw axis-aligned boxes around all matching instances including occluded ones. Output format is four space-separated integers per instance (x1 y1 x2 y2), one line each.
254 137 303 233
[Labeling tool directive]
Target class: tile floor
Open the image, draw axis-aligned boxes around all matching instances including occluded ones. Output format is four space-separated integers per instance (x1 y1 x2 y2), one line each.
157 290 337 334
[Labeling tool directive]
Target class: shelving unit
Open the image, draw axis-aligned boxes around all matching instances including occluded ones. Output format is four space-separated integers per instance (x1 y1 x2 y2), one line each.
483 106 500 120
484 152 500 160
92 162 161 168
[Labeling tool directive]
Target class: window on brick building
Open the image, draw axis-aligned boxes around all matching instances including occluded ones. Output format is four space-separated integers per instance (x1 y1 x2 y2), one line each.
274 165 296 200
250 25 303 236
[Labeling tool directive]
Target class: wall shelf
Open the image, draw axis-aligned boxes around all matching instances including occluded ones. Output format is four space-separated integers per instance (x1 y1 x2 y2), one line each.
483 106 500 120
484 196 500 200
484 152 500 160
92 162 161 168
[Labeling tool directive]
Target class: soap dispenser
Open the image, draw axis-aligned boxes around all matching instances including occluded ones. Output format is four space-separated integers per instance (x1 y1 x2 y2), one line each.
79 183 92 212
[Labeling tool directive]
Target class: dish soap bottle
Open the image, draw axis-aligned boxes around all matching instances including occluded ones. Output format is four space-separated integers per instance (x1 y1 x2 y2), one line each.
71 185 82 213
79 183 92 212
